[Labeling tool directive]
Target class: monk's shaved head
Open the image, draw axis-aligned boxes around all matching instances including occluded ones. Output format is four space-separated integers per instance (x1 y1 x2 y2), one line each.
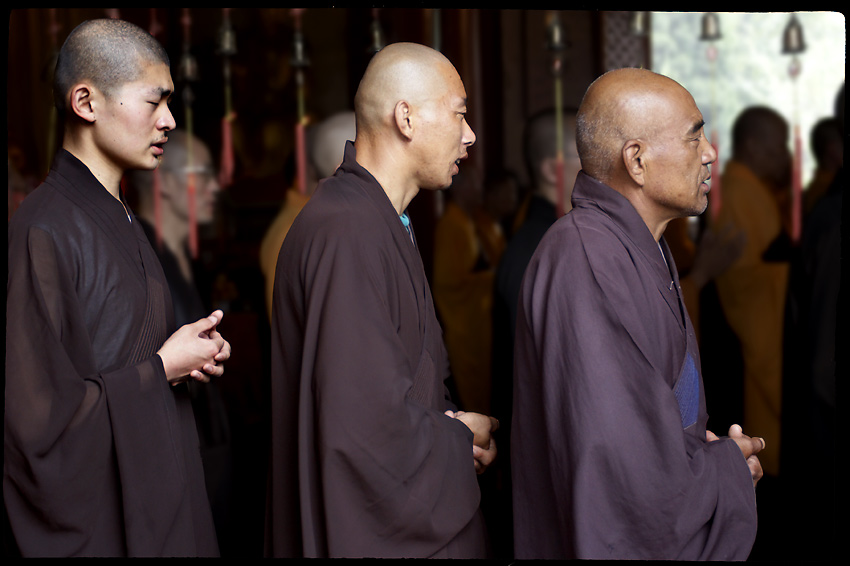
354 43 458 137
351 42 474 210
53 19 170 117
576 68 692 182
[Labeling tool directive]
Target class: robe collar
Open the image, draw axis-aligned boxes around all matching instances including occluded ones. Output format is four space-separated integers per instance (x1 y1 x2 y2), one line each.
570 170 687 330
49 149 146 279
337 140 432 331
338 140 419 249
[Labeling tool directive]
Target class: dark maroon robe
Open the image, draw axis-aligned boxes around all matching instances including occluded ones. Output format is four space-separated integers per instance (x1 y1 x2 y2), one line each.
265 141 487 558
511 171 758 560
5 150 218 557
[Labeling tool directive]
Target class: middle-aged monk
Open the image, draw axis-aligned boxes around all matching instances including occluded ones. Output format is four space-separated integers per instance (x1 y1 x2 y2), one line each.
511 67 765 560
265 42 498 558
5 19 230 557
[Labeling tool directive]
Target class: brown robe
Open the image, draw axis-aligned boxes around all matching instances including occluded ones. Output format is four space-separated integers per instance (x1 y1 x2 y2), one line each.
512 172 758 560
265 141 487 558
5 150 218 557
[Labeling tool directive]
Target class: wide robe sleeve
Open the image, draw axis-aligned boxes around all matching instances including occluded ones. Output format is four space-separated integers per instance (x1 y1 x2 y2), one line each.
267 189 484 558
511 211 758 560
5 190 215 557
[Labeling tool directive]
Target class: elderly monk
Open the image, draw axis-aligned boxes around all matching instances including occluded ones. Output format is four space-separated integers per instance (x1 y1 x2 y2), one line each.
5 19 230 557
264 42 498 559
511 68 764 560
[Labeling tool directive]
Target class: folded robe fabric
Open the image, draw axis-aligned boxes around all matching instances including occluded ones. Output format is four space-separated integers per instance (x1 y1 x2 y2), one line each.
512 171 758 560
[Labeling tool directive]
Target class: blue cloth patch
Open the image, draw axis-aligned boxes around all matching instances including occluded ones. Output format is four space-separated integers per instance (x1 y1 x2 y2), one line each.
674 353 699 428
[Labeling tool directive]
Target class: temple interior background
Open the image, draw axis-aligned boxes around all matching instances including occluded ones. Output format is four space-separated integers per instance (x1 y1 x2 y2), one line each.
6 9 844 561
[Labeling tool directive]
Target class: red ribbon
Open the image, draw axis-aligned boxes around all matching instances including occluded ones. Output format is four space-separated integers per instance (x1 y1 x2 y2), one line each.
295 121 307 194
220 114 235 188
188 171 198 258
219 8 236 189
149 9 164 248
292 9 308 194
791 124 803 243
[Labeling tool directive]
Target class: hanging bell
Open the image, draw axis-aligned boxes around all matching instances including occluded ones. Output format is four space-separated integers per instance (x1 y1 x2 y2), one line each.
217 20 238 57
782 14 806 54
369 19 386 53
291 28 310 69
179 51 200 83
630 11 649 37
546 12 566 53
700 12 721 41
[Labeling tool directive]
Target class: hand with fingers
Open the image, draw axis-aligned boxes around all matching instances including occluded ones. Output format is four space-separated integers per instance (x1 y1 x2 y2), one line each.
445 410 499 474
707 424 765 486
156 310 232 385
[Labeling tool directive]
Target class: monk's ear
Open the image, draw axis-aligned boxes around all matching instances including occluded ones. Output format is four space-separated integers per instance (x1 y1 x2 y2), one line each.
622 139 646 187
68 83 97 124
394 100 414 141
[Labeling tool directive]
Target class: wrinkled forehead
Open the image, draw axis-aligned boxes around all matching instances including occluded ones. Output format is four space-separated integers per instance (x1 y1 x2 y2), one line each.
623 81 703 137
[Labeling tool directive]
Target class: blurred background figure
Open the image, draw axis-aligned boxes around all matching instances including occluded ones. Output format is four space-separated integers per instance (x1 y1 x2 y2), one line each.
476 169 519 272
711 106 792 479
664 219 746 345
803 116 843 219
7 10 842 562
781 82 842 564
493 108 580 347
433 167 499 415
8 147 39 220
126 129 232 551
487 107 581 560
259 110 356 320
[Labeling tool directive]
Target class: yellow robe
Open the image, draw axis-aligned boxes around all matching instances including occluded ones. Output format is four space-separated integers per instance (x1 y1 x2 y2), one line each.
712 161 788 475
433 201 497 414
260 188 311 320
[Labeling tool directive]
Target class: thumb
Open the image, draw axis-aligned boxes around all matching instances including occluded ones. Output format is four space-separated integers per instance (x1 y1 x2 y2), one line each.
193 310 223 335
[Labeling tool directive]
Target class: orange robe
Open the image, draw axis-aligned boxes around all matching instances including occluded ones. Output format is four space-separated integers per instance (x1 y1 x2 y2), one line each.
712 160 789 475
433 201 497 414
260 187 311 320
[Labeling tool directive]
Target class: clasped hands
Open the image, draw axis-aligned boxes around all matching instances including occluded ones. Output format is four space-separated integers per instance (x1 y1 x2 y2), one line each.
445 410 499 474
157 310 232 386
707 424 765 487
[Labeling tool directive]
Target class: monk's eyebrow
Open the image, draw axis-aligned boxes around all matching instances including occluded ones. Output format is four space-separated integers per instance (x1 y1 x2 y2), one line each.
689 119 705 136
147 86 173 100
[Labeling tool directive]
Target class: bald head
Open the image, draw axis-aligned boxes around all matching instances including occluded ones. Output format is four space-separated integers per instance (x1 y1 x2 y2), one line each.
309 111 356 179
126 129 209 193
351 42 474 211
54 19 170 117
354 42 459 137
126 129 220 225
576 68 693 183
730 106 790 188
524 108 578 188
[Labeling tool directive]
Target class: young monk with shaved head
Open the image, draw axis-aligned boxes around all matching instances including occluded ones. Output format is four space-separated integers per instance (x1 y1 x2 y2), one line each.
6 19 229 557
511 67 764 560
265 42 496 558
